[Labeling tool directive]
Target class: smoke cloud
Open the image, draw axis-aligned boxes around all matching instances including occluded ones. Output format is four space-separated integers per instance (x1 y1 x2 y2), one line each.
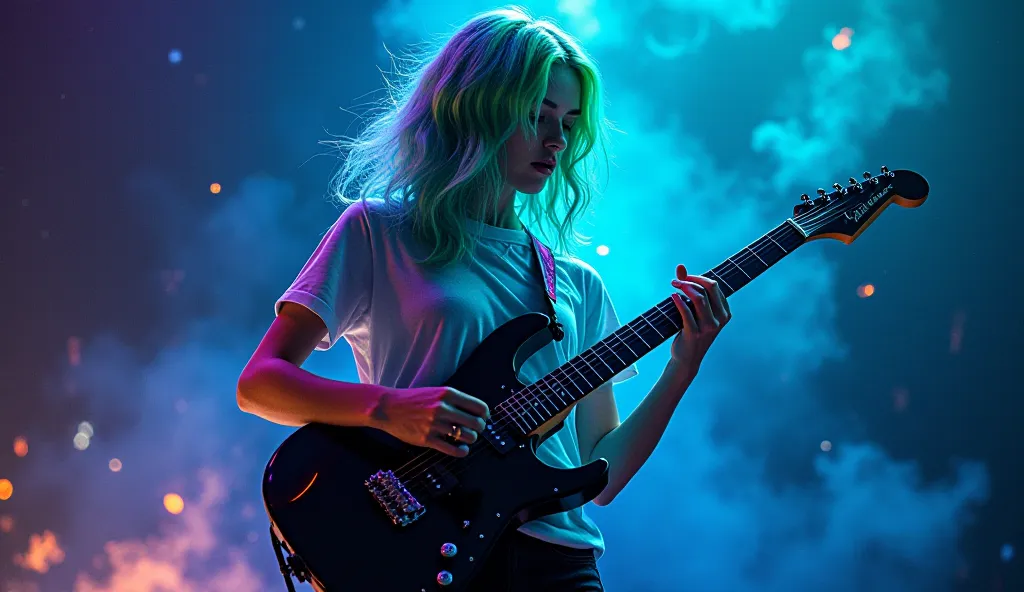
2 1 986 591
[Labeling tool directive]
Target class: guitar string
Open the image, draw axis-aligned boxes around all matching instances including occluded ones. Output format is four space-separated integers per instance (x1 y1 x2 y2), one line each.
392 202 847 485
390 219 803 483
482 189 857 433
393 200 851 488
390 195 859 489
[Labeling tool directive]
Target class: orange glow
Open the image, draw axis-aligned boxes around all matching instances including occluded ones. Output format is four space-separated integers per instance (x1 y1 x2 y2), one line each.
857 283 875 298
289 472 318 503
0 515 13 533
832 33 851 51
13 437 28 457
210 183 222 194
163 493 185 515
0 479 13 501
13 530 65 574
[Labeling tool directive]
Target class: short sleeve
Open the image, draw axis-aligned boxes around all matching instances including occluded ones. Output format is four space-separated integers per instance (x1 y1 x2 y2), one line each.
581 263 639 385
275 201 373 351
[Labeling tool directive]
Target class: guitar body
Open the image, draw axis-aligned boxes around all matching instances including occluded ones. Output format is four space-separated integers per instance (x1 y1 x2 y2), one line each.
262 313 609 592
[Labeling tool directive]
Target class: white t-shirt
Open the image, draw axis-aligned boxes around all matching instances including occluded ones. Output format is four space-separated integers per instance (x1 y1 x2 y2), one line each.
276 198 638 557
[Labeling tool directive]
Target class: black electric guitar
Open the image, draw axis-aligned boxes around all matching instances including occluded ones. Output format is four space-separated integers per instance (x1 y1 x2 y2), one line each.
262 168 929 591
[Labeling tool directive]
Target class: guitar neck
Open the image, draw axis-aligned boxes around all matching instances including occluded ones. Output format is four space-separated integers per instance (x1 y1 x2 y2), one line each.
498 219 808 434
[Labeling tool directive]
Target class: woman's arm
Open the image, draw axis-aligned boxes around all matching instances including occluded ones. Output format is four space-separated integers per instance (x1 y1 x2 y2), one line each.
236 302 386 427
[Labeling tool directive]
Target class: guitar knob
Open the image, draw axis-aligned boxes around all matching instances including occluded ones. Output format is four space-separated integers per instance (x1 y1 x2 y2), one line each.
848 177 858 185
832 183 843 191
880 165 889 174
862 171 872 180
800 193 810 202
816 188 827 196
440 543 458 558
437 571 454 586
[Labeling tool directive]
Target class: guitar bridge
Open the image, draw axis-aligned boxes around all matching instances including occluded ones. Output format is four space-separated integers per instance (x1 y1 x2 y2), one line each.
365 469 425 527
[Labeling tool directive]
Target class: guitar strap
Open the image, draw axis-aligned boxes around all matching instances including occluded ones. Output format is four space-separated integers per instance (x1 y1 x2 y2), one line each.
523 227 565 342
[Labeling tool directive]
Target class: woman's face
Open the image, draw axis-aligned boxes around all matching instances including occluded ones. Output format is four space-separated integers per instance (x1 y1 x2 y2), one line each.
501 62 581 195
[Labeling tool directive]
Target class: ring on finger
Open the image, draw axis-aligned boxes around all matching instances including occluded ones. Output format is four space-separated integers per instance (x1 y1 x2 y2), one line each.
448 424 463 441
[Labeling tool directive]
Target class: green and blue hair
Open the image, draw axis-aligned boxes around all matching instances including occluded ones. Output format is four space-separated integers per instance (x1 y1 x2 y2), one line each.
329 6 613 265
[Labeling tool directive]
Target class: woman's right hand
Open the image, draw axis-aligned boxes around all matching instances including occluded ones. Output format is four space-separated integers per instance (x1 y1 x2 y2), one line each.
369 386 491 457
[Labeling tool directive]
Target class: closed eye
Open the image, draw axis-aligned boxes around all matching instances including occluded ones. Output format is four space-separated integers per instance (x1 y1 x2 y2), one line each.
532 114 574 132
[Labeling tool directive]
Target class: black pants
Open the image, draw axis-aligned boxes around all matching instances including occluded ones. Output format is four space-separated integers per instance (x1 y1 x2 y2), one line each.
467 531 604 591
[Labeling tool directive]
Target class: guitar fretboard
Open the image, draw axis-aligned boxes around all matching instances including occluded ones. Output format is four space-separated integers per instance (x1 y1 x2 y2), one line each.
496 219 807 434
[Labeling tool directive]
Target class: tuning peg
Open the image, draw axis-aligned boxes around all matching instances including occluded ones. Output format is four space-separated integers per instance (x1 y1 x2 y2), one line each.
848 177 858 185
817 188 827 196
832 183 843 191
880 165 889 174
862 171 872 180
800 193 811 203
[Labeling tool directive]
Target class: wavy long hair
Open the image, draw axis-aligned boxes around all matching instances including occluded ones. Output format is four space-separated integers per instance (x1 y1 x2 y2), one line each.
329 6 613 266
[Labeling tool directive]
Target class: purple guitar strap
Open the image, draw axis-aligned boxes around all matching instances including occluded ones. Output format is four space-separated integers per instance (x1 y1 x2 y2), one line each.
523 228 565 342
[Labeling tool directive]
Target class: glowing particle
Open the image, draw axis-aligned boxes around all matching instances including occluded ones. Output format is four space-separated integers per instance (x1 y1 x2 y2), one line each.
67 336 81 366
292 17 306 31
832 27 853 51
950 311 966 354
0 515 13 532
161 269 186 294
72 433 90 450
164 493 185 515
857 283 875 298
109 458 122 472
13 437 28 457
596 245 610 256
77 421 94 438
820 440 832 452
1001 544 1014 562
840 27 855 37
209 182 221 194
892 387 909 412
0 479 12 501
168 49 182 64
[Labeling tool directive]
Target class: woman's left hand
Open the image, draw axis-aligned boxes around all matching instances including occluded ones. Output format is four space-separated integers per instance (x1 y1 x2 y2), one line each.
668 264 731 381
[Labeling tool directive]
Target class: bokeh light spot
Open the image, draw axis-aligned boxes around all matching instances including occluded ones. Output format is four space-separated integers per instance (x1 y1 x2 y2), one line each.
13 437 28 457
72 433 90 451
857 283 875 298
163 493 185 515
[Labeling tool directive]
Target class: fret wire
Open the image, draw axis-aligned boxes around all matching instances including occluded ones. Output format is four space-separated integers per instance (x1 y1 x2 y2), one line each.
639 312 667 339
707 269 733 293
745 246 768 266
726 256 752 279
533 378 560 415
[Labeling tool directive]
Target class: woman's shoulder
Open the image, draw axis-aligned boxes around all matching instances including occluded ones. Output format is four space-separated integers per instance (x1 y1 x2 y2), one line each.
554 252 605 290
337 197 408 229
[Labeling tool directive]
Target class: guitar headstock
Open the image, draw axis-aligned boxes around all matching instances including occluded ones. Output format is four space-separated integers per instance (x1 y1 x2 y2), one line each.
792 167 930 244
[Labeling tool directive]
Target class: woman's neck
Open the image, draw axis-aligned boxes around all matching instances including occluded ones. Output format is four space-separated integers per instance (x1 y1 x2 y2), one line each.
470 189 522 230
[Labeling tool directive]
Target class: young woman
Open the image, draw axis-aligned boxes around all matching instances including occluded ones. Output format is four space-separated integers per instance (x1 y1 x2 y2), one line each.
237 6 730 591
